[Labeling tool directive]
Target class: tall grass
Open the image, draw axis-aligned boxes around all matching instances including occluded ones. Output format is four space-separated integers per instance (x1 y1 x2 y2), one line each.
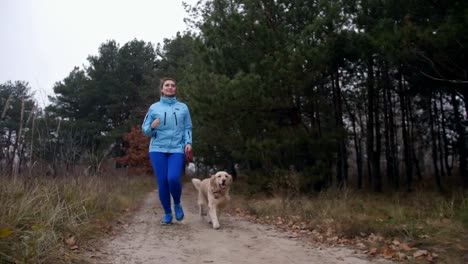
0 172 154 263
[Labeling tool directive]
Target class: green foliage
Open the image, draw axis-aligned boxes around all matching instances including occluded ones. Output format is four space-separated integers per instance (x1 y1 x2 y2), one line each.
45 39 158 162
244 170 273 195
4 0 468 193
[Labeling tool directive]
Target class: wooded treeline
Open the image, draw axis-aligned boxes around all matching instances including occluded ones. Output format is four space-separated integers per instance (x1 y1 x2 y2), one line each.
1 0 467 192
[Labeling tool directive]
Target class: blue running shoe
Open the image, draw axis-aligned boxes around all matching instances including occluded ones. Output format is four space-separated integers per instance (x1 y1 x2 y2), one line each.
161 213 173 225
174 204 184 221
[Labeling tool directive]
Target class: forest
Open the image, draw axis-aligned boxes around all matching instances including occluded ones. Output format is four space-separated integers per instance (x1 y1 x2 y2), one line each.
2 0 468 193
2 1 468 263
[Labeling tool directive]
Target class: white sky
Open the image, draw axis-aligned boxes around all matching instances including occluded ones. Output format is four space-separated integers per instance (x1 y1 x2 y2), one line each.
0 0 198 107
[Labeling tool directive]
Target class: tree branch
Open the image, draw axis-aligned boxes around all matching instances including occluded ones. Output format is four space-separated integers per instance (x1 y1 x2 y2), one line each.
420 71 468 84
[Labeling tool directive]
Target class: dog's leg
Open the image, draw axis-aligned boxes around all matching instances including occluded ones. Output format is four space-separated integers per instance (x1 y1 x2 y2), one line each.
206 206 213 224
199 203 209 222
201 204 207 216
197 192 207 219
198 203 203 217
208 201 220 229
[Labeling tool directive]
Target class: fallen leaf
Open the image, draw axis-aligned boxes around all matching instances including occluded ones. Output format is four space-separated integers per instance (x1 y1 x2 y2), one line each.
356 243 367 250
339 238 349 244
368 233 384 242
382 246 396 259
369 247 378 255
389 245 399 251
399 243 413 251
65 235 76 247
413 250 428 258
396 252 407 261
69 245 79 251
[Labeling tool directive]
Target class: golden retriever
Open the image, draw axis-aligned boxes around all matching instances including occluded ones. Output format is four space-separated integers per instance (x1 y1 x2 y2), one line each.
191 171 233 229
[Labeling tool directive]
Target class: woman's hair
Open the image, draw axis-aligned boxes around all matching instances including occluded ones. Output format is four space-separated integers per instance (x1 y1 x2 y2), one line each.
159 77 176 96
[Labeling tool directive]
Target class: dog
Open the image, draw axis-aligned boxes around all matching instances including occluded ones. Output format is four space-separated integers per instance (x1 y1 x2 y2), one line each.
191 171 233 229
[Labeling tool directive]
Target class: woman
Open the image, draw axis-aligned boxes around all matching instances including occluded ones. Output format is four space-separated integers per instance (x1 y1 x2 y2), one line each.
142 78 193 224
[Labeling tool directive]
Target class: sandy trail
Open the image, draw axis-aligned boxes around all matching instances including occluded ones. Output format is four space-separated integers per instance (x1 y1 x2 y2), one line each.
89 184 390 264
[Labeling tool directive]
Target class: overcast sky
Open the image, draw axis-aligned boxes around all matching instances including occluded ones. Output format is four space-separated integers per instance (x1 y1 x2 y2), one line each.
0 0 198 107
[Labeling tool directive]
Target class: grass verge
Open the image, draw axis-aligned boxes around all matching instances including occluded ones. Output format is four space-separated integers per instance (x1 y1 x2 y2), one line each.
0 172 154 264
229 179 468 263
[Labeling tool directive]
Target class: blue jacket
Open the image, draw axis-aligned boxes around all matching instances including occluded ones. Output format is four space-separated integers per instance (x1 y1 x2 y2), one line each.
142 97 192 153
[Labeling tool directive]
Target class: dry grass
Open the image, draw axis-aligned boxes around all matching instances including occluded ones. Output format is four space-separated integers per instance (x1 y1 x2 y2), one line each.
230 181 468 263
0 171 154 264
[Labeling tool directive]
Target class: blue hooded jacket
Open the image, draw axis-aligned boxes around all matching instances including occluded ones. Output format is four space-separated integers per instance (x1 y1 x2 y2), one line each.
142 97 192 153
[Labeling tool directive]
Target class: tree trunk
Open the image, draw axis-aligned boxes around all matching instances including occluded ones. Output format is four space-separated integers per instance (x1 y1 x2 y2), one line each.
30 107 36 165
1 93 13 120
388 77 399 190
452 90 467 189
343 92 363 189
367 59 375 189
332 70 347 188
12 98 25 181
408 98 422 182
461 91 468 189
317 84 323 138
371 66 382 192
398 70 412 191
383 66 397 190
429 95 443 192
433 94 446 178
358 105 367 189
439 92 451 177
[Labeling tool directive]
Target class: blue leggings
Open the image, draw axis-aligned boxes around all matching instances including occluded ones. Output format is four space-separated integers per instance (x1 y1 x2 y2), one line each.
149 152 185 215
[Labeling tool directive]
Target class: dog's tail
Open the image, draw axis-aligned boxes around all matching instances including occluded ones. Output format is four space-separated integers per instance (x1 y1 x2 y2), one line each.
191 178 201 191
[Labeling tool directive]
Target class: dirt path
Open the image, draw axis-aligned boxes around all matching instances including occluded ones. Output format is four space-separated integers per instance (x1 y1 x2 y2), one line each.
88 184 390 264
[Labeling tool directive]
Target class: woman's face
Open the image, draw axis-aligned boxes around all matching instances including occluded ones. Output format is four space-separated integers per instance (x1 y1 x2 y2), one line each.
161 80 176 97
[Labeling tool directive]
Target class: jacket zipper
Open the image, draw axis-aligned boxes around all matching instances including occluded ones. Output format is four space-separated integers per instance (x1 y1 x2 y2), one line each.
173 112 178 126
164 112 167 125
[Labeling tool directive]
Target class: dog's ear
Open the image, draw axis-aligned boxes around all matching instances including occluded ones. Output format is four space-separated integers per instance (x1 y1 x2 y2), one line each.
226 173 233 184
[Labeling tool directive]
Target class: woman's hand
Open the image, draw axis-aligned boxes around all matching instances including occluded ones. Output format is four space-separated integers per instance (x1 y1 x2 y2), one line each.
151 118 160 129
185 144 192 153
185 144 193 161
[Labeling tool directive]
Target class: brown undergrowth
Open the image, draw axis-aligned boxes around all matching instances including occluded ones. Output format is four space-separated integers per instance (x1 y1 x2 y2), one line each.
227 176 468 263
